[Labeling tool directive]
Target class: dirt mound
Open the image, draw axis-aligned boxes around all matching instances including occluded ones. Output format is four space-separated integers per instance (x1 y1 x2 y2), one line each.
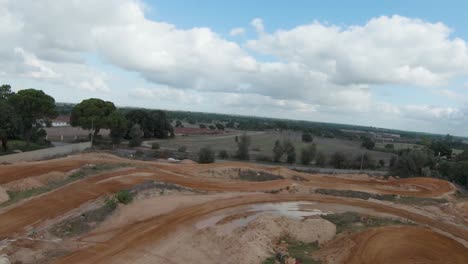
144 214 335 264
0 187 9 204
3 177 45 192
316 226 468 264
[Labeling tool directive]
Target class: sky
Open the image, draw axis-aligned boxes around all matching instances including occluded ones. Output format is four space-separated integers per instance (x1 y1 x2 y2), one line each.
1 0 468 135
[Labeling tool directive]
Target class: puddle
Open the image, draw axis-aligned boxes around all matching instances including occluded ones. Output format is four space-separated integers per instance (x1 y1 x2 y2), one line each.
196 201 330 230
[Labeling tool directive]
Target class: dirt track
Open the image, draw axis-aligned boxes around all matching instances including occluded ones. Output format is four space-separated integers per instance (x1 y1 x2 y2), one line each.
0 153 465 264
322 226 468 264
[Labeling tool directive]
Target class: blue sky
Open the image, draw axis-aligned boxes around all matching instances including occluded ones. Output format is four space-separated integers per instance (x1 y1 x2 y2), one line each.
1 0 468 135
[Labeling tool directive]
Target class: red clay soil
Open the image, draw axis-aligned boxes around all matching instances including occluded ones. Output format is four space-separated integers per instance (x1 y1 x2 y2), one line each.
54 194 468 264
321 225 468 264
0 168 292 239
0 153 457 240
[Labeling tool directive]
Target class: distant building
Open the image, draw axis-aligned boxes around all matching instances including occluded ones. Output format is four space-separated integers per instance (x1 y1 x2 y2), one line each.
51 115 70 127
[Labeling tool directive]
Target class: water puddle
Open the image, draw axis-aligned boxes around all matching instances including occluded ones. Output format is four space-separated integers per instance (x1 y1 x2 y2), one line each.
196 201 331 230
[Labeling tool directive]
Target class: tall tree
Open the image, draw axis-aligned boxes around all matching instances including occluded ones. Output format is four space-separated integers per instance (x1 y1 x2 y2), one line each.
108 111 128 144
0 101 19 151
70 98 116 136
8 89 57 143
272 140 284 162
236 134 251 160
0 84 13 100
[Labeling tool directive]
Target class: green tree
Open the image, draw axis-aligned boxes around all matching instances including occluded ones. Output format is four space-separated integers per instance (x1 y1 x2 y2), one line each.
315 151 327 167
175 120 183 127
128 124 144 147
8 89 57 143
361 136 375 150
301 133 313 142
272 140 284 162
300 144 317 165
284 140 296 164
0 101 20 151
0 84 13 100
430 141 452 158
70 98 116 136
108 111 128 144
330 152 347 169
218 150 229 159
236 134 251 160
390 149 435 178
215 123 225 130
198 146 215 163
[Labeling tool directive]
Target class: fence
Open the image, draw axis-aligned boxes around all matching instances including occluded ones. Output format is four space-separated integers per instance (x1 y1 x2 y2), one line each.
0 142 92 163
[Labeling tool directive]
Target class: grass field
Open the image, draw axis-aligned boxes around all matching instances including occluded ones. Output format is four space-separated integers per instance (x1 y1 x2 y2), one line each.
145 130 395 164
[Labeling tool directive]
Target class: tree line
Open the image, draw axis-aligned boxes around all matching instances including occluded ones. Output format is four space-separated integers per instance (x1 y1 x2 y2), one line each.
0 85 174 152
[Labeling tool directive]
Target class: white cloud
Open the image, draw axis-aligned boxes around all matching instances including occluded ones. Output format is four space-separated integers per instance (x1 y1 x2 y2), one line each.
251 18 264 33
1 1 468 133
229 27 245 36
247 15 468 87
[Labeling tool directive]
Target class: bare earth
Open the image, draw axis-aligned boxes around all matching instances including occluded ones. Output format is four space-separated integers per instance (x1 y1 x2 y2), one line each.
0 152 466 264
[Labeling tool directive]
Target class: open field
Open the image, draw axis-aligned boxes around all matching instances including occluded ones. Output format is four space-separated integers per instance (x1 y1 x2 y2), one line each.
146 130 395 164
0 152 466 263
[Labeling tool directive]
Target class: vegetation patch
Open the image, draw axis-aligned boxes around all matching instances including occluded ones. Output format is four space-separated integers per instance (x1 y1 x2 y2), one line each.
239 169 284 182
321 212 411 233
314 188 447 205
50 201 117 238
1 163 129 207
262 237 321 264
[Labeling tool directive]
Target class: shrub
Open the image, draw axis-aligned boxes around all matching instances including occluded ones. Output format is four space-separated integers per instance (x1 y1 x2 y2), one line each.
105 198 118 210
218 150 229 159
378 159 385 167
300 144 317 165
116 190 133 204
235 134 251 160
151 142 160 149
178 146 187 152
208 125 216 130
302 133 313 142
199 124 207 129
361 136 375 150
198 146 215 163
330 151 347 169
256 154 272 162
272 140 284 163
283 140 296 164
315 151 327 167
129 124 144 147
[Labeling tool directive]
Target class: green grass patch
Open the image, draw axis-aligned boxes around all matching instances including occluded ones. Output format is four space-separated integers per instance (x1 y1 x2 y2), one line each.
50 202 117 238
315 188 447 206
0 140 49 156
262 257 276 264
286 239 320 264
321 212 411 233
1 163 129 207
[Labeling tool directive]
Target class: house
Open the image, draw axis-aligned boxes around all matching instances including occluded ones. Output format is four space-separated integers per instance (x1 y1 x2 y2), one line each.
51 115 70 127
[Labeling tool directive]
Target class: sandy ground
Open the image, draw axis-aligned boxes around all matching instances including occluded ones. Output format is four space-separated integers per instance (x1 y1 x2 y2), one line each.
315 225 468 264
0 152 465 264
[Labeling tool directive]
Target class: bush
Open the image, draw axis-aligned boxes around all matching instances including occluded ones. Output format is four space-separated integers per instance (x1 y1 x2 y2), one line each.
330 152 347 169
105 198 118 210
218 150 229 159
151 142 160 149
129 124 144 147
315 151 327 167
302 133 313 142
256 154 272 162
283 140 296 164
116 190 133 204
361 136 375 150
199 124 207 129
300 144 317 165
178 146 187 152
235 134 251 160
198 146 215 163
272 140 284 163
